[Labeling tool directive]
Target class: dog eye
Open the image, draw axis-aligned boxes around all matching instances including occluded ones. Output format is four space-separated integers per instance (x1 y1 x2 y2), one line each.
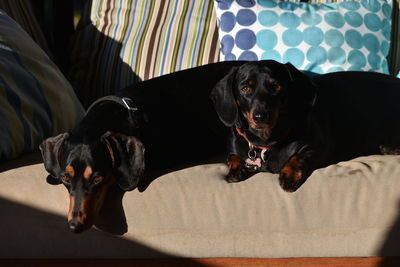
92 176 103 184
267 81 282 92
241 86 253 94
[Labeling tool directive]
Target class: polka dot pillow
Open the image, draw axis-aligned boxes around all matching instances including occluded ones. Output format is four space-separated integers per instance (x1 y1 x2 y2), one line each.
214 0 392 74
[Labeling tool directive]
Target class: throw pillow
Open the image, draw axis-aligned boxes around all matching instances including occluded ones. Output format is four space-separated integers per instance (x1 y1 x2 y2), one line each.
0 11 84 162
214 0 392 74
70 0 220 107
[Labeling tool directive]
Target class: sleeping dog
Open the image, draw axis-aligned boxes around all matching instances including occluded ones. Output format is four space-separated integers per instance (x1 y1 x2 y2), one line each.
40 61 246 233
211 60 400 192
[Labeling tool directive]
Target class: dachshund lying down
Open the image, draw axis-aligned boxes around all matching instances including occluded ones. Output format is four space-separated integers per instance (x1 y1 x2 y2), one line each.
210 61 400 192
39 61 244 233
40 60 400 232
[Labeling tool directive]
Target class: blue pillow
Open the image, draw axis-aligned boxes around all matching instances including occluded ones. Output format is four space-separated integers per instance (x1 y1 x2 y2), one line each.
214 0 392 74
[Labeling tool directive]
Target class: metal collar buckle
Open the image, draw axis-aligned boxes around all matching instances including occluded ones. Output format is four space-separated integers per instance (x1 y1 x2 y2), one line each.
248 143 268 162
122 97 138 112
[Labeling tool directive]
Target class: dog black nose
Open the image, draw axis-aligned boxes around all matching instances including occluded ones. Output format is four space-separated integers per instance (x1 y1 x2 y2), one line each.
68 221 84 233
253 113 266 122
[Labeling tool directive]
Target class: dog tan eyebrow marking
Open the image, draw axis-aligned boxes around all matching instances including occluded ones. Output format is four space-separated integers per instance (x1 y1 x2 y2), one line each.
266 78 282 92
65 166 75 177
83 166 92 180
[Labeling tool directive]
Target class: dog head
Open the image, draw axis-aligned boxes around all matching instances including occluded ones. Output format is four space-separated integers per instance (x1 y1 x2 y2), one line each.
39 131 145 233
210 60 317 145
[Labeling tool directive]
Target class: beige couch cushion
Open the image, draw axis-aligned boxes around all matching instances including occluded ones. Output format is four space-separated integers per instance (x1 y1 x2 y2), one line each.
0 152 400 258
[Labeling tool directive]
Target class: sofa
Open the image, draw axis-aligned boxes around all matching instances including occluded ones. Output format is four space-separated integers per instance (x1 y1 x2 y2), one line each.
1 0 400 265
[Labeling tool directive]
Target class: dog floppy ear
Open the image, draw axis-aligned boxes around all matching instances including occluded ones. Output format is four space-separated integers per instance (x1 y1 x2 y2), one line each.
103 131 145 191
284 63 317 107
39 132 69 185
210 67 239 127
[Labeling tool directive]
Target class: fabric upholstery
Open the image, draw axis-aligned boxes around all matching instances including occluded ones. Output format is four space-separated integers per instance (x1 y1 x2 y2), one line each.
1 153 400 258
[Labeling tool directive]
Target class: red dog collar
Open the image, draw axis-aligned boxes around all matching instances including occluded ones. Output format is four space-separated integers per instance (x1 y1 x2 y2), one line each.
235 127 270 151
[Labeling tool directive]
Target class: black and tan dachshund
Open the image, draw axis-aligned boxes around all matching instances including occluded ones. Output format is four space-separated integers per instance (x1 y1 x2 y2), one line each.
211 60 400 192
40 61 247 233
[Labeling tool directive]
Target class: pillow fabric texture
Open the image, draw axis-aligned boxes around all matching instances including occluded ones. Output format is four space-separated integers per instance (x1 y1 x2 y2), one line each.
70 0 220 107
392 0 399 75
0 11 84 162
0 0 51 55
214 0 392 74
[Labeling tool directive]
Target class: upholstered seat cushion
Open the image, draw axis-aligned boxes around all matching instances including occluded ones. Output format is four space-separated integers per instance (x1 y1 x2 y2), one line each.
1 152 400 258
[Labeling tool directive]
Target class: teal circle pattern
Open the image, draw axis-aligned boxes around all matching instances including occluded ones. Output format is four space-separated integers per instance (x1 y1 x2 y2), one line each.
257 0 277 8
261 50 282 61
307 46 327 64
340 1 361 11
258 10 279 26
382 3 392 19
282 29 303 47
327 66 345 72
299 3 321 11
361 0 381 12
325 29 344 47
305 64 324 74
363 33 380 53
256 30 278 50
381 41 390 55
348 65 364 71
368 53 381 70
381 60 389 73
303 27 324 46
381 19 391 40
301 12 322 26
278 1 298 11
280 12 301 28
325 12 345 28
345 30 363 49
328 47 346 65
344 12 363 27
283 48 305 67
364 13 382 32
348 50 366 67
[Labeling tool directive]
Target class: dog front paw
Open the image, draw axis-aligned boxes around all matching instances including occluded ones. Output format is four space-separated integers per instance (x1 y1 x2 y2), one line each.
279 156 308 192
225 168 248 183
225 173 242 183
225 154 256 183
279 173 303 192
380 145 400 155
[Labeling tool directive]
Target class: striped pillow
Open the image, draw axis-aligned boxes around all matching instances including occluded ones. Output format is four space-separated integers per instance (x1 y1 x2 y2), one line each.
0 11 84 162
70 0 220 107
